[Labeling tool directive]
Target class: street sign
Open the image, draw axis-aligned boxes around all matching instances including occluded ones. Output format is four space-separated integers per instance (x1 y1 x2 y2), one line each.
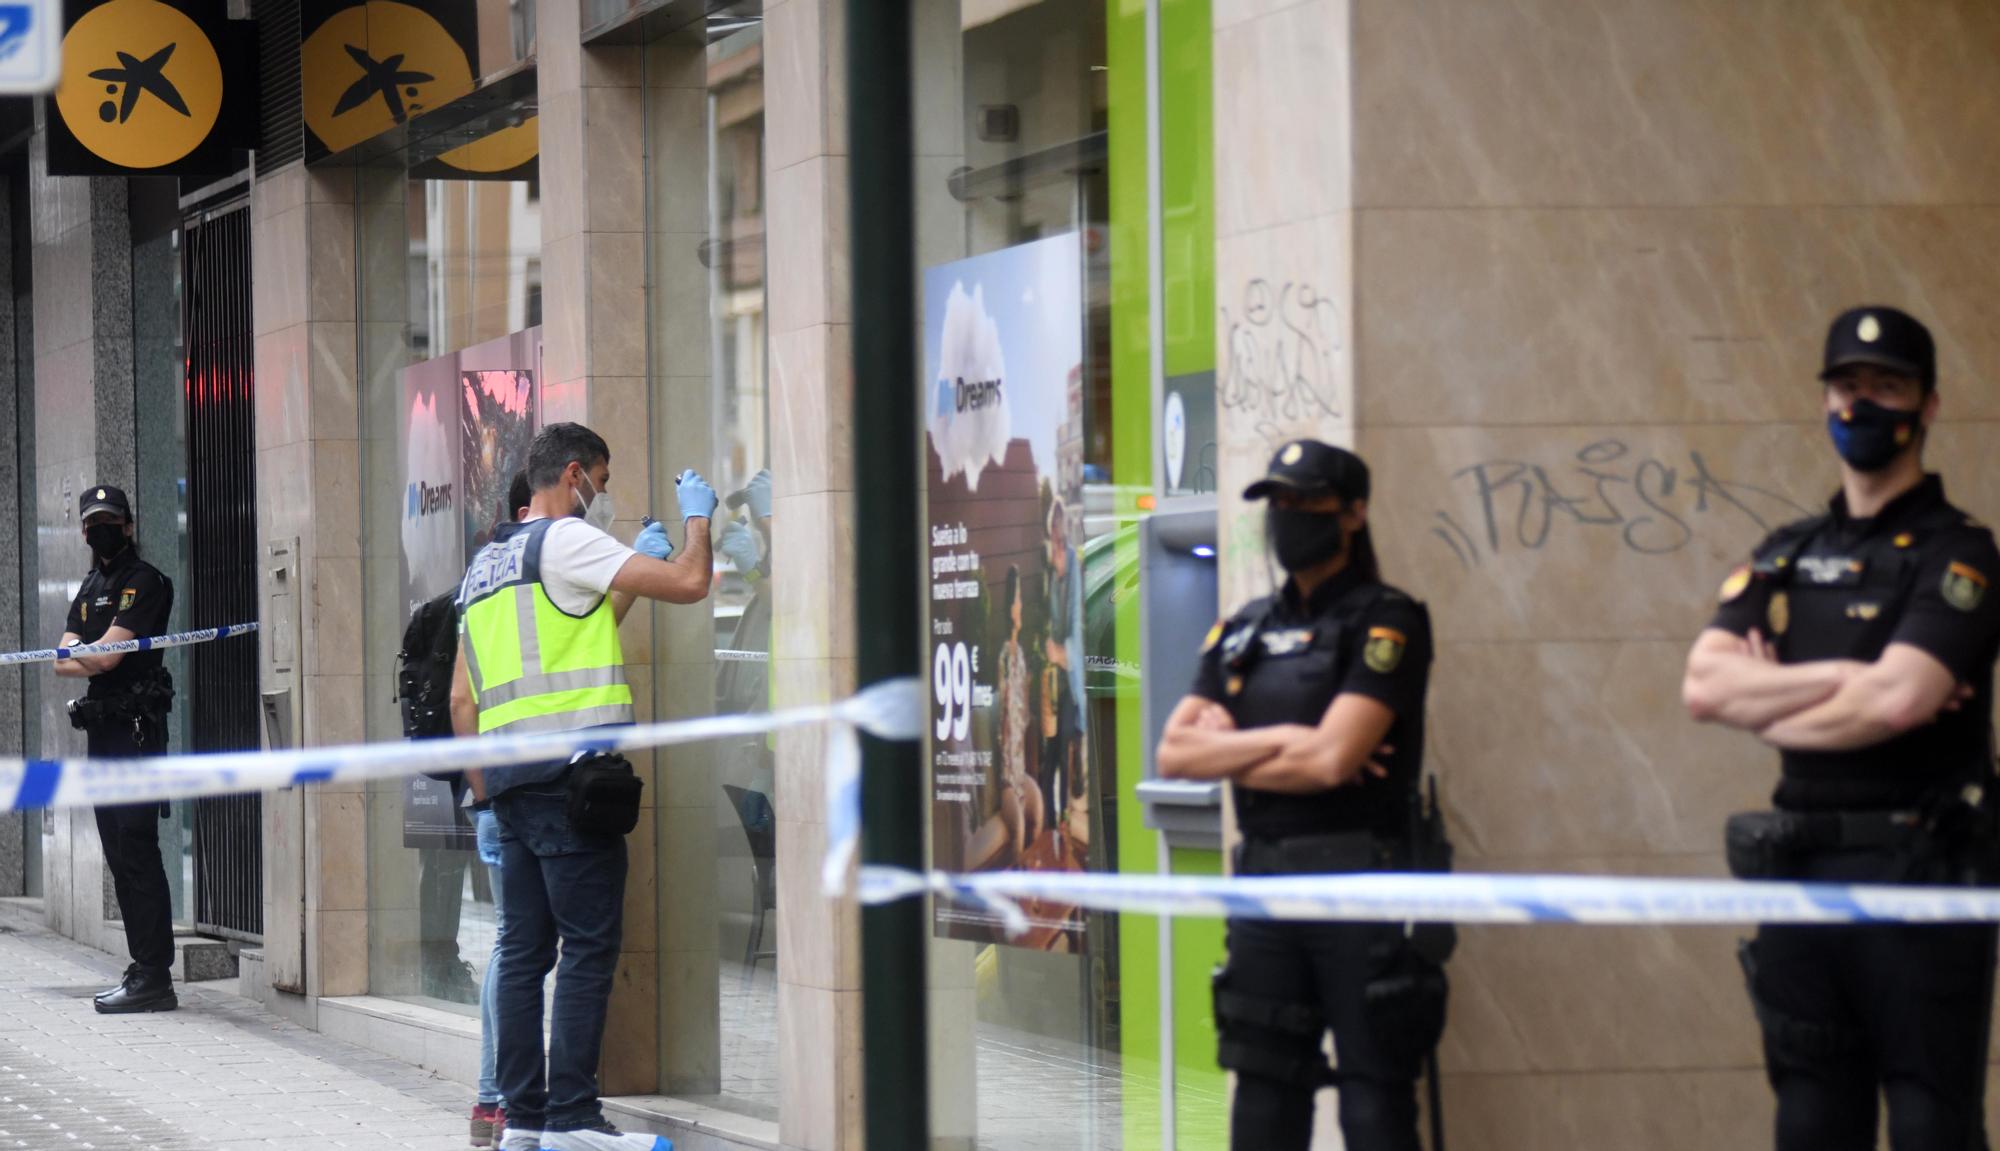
0 0 61 94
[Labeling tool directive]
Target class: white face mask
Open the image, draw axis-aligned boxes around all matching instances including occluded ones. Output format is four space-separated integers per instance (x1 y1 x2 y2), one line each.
575 473 616 532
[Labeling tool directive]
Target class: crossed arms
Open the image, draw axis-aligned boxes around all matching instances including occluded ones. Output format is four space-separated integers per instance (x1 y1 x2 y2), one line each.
1681 628 1967 751
1157 692 1395 794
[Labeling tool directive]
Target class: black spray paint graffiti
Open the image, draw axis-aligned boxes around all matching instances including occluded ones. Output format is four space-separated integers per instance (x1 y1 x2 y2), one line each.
1219 279 1343 445
1431 440 1815 569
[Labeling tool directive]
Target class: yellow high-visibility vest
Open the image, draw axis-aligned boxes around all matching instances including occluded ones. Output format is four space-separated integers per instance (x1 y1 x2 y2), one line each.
457 519 632 734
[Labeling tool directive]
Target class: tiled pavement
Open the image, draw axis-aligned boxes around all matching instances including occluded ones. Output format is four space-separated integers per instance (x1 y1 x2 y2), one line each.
0 903 471 1150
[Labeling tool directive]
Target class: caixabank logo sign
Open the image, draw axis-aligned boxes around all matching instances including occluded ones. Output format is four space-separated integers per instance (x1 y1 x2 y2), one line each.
301 0 474 157
45 0 251 174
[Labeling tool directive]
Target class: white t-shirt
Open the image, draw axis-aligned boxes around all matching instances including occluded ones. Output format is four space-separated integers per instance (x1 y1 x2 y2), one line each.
531 516 637 615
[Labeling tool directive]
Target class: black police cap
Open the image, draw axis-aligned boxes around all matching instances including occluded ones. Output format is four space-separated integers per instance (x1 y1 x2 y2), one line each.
1242 439 1370 503
1821 306 1935 387
79 485 131 522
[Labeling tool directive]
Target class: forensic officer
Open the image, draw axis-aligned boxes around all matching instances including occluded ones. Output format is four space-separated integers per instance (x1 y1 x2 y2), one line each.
452 423 706 1151
1159 441 1450 1151
1683 306 2000 1150
54 485 178 1015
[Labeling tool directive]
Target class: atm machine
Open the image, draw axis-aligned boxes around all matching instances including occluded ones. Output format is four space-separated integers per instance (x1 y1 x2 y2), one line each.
1136 496 1222 847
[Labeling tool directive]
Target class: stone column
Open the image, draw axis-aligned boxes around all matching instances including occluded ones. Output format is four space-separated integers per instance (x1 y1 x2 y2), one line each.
251 162 368 1003
1213 1 2000 1147
764 0 863 1146
536 0 664 1096
28 139 130 950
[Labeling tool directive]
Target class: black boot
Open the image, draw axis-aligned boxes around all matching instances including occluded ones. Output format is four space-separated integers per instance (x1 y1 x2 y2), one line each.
95 966 177 1014
95 964 140 1003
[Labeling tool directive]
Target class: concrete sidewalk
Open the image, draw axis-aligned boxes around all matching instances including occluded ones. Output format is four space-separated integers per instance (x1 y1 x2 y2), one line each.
0 901 472 1150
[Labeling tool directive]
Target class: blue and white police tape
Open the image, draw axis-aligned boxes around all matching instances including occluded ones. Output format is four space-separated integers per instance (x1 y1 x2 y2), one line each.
845 865 2000 933
0 622 259 666
0 677 926 817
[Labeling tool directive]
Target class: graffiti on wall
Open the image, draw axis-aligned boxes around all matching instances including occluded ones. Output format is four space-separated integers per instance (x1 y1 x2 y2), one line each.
1430 439 1815 569
1219 278 1345 447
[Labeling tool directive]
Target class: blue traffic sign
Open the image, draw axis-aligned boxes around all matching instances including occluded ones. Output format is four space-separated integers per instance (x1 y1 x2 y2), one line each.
0 0 59 95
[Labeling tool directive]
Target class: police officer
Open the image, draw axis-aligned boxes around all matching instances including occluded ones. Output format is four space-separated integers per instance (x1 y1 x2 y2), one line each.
54 485 177 1015
1160 440 1449 1151
1683 306 2000 1149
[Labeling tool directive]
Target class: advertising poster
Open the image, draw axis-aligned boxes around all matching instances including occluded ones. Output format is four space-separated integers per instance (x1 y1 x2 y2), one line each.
925 234 1090 950
461 367 537 555
400 328 539 851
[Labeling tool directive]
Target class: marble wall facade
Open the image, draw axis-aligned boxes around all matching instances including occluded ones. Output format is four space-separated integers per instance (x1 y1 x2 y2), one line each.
1215 1 2000 1146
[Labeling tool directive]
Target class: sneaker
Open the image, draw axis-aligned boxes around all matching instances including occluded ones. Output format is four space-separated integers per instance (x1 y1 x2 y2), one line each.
471 1102 506 1148
496 1129 543 1151
542 1124 672 1151
425 957 481 1004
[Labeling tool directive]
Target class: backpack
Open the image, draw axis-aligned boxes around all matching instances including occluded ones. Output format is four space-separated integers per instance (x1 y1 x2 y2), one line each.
397 591 461 744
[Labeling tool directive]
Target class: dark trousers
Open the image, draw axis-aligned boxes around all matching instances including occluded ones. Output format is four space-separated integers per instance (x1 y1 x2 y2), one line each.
492 785 626 1134
1223 917 1429 1151
89 722 175 973
418 846 469 963
1747 850 1997 1151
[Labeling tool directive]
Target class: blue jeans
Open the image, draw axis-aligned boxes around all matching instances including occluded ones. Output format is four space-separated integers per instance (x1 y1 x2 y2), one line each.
475 808 505 1106
492 786 628 1133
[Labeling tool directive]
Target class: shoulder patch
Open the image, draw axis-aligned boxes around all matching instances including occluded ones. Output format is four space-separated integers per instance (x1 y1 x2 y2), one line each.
1718 565 1752 603
119 588 135 612
1363 626 1406 674
1943 561 1988 612
1199 620 1224 653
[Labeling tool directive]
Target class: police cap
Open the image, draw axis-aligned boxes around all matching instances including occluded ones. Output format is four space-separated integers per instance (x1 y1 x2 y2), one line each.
1242 439 1370 503
79 485 131 522
1820 306 1935 388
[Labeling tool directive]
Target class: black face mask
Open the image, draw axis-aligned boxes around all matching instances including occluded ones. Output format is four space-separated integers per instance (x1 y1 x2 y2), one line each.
85 523 128 561
1266 506 1346 572
1827 398 1922 472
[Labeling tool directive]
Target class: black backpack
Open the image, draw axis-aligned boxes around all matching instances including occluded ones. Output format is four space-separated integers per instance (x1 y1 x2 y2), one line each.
397 591 461 743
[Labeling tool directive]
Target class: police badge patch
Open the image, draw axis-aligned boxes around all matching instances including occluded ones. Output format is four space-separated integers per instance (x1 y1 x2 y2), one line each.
1364 626 1406 674
119 588 136 612
1943 562 1988 612
1768 591 1790 636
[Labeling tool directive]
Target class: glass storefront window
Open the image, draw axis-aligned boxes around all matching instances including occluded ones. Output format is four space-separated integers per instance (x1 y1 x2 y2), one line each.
357 110 543 1012
639 13 773 1121
911 2 1123 1147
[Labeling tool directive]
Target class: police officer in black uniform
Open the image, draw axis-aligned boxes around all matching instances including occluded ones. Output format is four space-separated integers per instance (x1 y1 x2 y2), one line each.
55 485 178 1015
1683 306 2000 1150
1160 440 1450 1151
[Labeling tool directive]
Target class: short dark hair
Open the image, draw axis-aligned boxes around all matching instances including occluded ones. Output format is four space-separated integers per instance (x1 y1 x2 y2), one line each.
527 423 609 491
504 470 530 524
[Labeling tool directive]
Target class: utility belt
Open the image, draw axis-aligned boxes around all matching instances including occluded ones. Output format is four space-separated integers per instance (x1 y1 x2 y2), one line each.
1237 830 1408 876
68 667 174 744
563 751 643 839
1726 785 1998 885
1237 780 1454 877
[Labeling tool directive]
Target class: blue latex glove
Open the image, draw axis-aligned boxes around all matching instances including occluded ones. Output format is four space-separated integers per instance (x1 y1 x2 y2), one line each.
744 468 774 521
475 808 502 868
718 519 761 578
634 518 673 561
676 469 718 521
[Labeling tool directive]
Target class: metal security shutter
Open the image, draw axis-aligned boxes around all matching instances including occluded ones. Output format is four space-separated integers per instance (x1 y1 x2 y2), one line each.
255 0 303 170
184 206 264 941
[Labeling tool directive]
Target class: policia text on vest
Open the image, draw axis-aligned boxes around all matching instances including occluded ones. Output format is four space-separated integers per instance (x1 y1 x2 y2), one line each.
55 484 181 1016
1684 307 2000 1151
446 423 715 1141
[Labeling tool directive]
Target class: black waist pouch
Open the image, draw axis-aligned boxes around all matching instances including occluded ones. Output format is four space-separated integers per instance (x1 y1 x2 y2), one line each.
1726 811 1801 880
567 752 643 837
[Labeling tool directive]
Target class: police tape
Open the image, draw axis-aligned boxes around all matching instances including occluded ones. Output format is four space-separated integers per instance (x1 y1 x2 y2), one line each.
0 678 927 816
24 657 2000 933
845 865 2000 931
714 649 769 663
0 622 259 666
